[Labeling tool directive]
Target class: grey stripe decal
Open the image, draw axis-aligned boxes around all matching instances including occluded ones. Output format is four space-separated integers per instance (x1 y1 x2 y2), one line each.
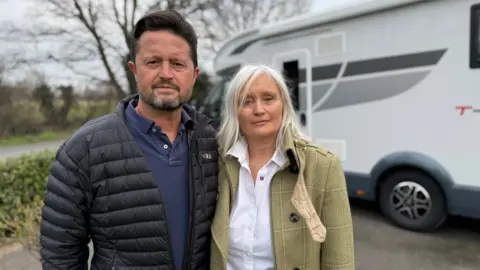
219 49 445 81
299 64 341 82
217 64 242 76
231 40 256 55
343 49 446 77
218 50 445 111
298 84 331 111
315 71 430 112
297 49 446 82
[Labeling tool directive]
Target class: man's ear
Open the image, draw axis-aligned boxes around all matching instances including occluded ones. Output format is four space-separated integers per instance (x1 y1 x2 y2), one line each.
128 61 136 77
193 66 200 83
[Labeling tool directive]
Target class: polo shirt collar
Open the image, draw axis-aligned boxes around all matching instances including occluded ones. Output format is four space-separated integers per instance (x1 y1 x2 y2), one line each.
126 99 193 134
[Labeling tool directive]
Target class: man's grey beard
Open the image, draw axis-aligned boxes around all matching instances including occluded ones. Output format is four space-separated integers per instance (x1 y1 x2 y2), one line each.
139 91 187 111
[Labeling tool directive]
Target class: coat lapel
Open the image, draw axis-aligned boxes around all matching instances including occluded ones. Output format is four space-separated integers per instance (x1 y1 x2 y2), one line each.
291 164 327 243
210 157 240 268
283 129 327 243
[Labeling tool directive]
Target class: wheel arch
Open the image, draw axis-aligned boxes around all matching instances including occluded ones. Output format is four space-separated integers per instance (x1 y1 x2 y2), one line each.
369 151 455 211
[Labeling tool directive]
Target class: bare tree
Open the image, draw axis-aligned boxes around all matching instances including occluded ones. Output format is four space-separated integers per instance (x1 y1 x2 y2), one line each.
196 0 312 54
3 0 310 96
4 0 206 97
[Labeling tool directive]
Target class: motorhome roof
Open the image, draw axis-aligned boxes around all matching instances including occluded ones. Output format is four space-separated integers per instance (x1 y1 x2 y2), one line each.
214 0 426 70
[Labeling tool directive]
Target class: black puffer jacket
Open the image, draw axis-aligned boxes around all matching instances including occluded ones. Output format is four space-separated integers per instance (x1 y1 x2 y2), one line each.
39 95 219 270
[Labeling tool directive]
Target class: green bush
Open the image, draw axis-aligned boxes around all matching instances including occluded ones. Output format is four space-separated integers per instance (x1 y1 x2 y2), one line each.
0 150 56 238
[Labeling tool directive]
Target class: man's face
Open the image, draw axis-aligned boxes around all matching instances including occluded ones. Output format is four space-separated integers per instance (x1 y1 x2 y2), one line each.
128 30 200 111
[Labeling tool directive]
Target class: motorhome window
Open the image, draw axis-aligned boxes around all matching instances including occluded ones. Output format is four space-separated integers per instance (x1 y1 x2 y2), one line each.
470 4 480 68
283 61 300 110
202 81 220 105
477 17 480 56
200 78 230 128
209 78 230 105
220 78 230 104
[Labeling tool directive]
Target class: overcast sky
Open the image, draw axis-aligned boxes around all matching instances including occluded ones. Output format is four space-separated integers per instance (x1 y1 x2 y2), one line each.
0 0 369 85
0 0 365 20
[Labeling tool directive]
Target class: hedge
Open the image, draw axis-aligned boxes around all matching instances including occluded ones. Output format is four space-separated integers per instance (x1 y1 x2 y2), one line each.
0 150 56 239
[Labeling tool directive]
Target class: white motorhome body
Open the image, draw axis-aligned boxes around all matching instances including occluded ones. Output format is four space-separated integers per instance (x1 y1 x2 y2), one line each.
201 0 480 232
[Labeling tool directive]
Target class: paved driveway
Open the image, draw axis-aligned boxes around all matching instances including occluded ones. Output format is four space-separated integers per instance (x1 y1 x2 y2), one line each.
352 200 480 270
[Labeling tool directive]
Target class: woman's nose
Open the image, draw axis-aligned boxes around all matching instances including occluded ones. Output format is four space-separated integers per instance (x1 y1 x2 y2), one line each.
252 100 266 114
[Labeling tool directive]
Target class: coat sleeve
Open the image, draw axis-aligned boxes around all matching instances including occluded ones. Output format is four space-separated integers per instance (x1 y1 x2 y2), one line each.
39 144 90 270
319 154 355 269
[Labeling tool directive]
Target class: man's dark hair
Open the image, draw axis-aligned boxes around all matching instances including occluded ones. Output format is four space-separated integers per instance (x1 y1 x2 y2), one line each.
130 10 198 67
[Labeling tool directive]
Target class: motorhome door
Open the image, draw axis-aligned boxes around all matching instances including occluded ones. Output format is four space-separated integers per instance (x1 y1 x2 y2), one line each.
272 49 313 138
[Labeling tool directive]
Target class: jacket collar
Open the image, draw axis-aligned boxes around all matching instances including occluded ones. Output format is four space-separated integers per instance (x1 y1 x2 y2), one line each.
226 136 287 168
281 126 306 175
221 126 306 174
279 127 327 243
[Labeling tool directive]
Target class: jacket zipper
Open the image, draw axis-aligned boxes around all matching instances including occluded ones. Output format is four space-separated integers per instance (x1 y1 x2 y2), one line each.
194 145 207 216
158 185 176 269
182 130 196 270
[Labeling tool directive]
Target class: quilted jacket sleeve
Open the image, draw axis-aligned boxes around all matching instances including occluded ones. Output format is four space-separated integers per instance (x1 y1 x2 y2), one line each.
39 144 90 270
320 154 355 269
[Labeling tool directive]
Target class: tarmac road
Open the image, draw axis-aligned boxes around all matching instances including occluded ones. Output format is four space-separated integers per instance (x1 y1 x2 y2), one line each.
351 199 480 270
0 140 64 161
0 199 479 270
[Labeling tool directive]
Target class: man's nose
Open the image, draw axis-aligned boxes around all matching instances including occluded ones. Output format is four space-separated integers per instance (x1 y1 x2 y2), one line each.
158 61 174 79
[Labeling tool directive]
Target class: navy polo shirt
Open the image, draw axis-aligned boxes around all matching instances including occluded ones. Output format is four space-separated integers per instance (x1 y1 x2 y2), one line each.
124 100 191 270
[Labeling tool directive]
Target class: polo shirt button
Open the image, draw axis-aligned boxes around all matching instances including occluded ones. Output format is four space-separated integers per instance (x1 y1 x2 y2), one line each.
289 213 299 223
163 144 168 149
259 176 264 181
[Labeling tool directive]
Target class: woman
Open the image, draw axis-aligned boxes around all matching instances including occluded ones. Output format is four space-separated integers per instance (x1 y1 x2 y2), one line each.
210 64 355 270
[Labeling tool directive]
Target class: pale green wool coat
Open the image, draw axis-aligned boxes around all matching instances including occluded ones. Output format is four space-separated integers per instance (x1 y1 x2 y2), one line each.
210 129 355 270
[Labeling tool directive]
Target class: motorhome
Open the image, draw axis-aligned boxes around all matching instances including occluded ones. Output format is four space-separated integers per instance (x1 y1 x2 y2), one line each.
200 0 480 232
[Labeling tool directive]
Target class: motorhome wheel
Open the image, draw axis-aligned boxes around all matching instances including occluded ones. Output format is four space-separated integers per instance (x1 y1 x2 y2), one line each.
378 169 447 232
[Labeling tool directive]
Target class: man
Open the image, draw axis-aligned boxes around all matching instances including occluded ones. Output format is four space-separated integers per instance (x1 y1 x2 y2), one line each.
39 10 219 270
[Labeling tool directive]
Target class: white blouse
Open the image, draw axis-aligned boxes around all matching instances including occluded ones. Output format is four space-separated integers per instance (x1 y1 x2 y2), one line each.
226 138 287 270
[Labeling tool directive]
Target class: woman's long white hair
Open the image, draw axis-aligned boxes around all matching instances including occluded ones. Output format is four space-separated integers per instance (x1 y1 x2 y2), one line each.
216 64 310 156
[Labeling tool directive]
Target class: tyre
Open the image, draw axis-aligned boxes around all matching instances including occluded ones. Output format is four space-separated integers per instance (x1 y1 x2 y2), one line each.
378 169 447 232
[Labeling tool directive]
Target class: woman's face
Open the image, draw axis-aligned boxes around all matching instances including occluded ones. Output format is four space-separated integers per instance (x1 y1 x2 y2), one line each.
238 73 283 141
